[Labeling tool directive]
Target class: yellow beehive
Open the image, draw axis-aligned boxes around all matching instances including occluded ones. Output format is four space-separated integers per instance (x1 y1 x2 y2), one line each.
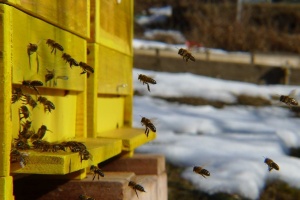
88 0 156 154
0 1 156 199
0 3 120 200
0 0 90 38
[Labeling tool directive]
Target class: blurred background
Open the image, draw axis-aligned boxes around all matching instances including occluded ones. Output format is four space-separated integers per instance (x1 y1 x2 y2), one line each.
133 1 300 200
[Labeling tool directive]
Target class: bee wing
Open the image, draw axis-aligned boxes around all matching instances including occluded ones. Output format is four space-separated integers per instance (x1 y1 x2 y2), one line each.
288 89 297 97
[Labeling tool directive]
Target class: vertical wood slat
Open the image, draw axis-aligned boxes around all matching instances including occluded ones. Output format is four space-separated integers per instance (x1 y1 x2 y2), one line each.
0 5 13 200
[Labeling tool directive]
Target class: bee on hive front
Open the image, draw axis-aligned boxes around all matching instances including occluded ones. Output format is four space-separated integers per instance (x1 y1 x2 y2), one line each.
90 165 105 180
10 148 28 168
140 116 156 137
19 105 30 120
128 181 146 199
264 157 279 172
178 48 195 62
12 87 24 104
22 94 37 109
46 39 64 54
37 96 55 112
22 80 43 94
193 166 210 178
79 62 94 75
62 53 79 68
138 74 156 92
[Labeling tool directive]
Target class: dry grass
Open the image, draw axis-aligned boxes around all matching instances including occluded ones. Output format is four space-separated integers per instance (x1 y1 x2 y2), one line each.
135 1 300 53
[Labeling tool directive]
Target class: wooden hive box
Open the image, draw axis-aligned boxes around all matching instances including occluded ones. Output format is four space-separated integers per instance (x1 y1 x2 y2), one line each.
0 0 90 38
87 0 156 156
0 3 122 200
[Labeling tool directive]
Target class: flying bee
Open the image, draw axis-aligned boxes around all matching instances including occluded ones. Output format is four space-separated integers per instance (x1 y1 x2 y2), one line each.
178 48 195 62
37 125 50 140
27 43 38 55
37 96 55 112
193 166 210 178
19 105 30 120
128 181 146 199
27 43 40 72
62 53 79 68
138 74 156 92
90 165 105 180
79 195 95 200
22 80 43 94
10 148 28 168
22 94 37 109
140 116 156 137
45 69 55 83
46 39 64 54
79 62 94 74
12 87 24 103
264 157 279 172
278 89 298 107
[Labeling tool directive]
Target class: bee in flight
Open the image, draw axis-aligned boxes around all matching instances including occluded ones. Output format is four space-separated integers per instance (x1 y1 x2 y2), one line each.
22 80 43 94
46 39 64 54
178 48 195 62
90 165 105 180
264 157 279 172
138 74 156 92
193 166 210 178
128 181 146 199
27 43 38 56
27 43 40 72
278 89 298 107
140 116 156 137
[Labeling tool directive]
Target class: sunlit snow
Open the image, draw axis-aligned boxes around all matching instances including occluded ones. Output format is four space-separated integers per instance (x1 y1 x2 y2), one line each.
133 68 300 199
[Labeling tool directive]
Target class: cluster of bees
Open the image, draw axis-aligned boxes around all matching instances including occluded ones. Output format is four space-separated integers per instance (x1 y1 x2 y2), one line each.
10 38 95 169
136 48 294 184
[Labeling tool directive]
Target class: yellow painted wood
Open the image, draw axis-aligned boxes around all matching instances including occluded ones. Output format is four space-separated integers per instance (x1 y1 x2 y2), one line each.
86 43 99 138
97 45 132 95
97 97 125 134
0 177 14 200
0 5 14 200
89 0 133 55
11 138 122 175
0 0 90 38
11 89 78 142
10 6 86 91
98 128 156 151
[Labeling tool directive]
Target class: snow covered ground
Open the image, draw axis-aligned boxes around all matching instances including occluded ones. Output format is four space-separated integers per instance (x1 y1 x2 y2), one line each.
133 68 300 200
